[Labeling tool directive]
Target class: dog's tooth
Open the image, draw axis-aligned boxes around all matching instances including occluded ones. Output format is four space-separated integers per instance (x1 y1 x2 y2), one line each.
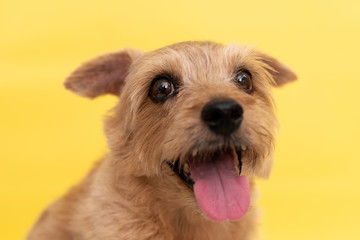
232 147 240 174
232 147 238 161
241 145 247 151
234 160 240 174
183 163 190 174
192 149 197 157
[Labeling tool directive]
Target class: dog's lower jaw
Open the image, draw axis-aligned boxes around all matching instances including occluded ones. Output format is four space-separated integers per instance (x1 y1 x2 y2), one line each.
166 147 250 222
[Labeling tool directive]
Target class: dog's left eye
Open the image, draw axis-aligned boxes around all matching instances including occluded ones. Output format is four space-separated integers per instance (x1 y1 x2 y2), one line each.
149 76 176 102
235 69 253 93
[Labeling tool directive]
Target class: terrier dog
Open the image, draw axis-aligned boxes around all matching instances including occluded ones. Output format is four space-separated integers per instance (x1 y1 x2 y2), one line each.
27 41 296 240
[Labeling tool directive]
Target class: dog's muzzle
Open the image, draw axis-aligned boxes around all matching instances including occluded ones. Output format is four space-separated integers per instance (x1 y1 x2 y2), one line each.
167 146 249 222
166 98 250 222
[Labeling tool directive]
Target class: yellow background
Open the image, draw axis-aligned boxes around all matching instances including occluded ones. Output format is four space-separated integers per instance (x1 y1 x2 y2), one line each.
1 0 360 239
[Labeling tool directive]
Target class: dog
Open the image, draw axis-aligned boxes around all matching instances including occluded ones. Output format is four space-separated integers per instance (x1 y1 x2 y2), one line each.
27 41 296 240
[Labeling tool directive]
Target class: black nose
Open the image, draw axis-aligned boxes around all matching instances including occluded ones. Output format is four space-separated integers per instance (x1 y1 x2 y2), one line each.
201 99 243 136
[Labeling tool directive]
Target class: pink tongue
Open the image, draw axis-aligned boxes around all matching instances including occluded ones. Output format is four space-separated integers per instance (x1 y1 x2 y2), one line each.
190 152 250 222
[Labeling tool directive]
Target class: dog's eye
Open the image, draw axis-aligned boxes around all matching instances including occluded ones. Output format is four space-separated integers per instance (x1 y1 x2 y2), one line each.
235 69 253 93
149 76 176 102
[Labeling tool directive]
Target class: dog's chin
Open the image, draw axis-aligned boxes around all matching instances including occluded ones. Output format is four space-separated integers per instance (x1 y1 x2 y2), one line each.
167 145 250 222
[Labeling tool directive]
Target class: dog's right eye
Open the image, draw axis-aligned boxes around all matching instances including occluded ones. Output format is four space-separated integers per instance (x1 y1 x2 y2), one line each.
235 69 253 93
149 75 177 102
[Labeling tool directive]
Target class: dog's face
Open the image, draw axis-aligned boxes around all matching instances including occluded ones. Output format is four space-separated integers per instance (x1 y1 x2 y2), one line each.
65 41 296 222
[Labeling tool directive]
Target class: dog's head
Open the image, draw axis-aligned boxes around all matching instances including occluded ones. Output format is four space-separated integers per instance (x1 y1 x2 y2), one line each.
65 41 296 222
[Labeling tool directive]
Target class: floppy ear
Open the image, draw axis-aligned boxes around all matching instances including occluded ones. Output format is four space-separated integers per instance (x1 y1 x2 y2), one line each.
64 48 143 98
257 52 297 87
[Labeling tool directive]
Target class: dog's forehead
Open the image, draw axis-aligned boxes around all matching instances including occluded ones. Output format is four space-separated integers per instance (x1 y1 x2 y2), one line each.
142 42 255 85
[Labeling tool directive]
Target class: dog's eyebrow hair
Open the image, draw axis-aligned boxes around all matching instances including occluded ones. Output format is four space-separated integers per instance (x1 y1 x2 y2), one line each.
154 72 180 82
162 71 181 83
235 68 252 76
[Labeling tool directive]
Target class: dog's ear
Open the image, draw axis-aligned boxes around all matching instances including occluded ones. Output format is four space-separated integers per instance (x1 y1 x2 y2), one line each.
257 52 297 87
64 48 143 98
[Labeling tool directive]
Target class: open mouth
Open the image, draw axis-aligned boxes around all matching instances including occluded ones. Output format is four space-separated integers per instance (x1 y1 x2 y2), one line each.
167 146 244 189
167 146 250 222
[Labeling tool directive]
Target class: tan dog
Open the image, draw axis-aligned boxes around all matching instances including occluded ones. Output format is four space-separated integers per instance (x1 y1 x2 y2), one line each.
27 41 296 240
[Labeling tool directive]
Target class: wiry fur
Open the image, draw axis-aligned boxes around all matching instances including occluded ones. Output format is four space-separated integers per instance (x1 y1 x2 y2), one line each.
27 41 296 240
